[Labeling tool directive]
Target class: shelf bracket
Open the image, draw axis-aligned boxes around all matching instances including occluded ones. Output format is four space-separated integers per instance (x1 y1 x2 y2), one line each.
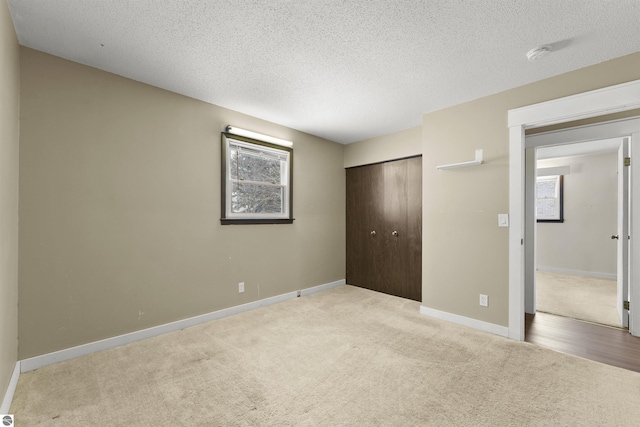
436 149 484 170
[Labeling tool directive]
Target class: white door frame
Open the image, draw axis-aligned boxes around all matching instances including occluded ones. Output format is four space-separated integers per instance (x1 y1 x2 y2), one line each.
524 130 640 327
508 79 640 340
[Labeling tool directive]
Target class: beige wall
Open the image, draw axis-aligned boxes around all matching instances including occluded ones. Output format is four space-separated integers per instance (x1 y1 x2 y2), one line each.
422 51 640 327
344 125 421 168
0 0 20 400
18 48 345 359
537 153 617 276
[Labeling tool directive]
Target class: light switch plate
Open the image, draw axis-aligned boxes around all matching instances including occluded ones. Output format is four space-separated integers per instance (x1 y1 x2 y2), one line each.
498 214 509 227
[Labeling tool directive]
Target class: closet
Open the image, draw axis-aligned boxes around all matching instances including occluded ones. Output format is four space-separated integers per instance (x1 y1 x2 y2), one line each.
346 156 422 301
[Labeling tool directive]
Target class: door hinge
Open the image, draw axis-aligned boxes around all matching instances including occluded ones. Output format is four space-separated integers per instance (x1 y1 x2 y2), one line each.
624 301 630 310
625 157 631 166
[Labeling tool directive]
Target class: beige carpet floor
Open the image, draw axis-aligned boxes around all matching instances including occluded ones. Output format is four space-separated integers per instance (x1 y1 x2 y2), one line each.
11 285 640 426
536 271 622 328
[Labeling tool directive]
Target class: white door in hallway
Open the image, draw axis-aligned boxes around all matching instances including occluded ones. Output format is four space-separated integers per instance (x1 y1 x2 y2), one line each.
630 131 640 336
616 138 629 327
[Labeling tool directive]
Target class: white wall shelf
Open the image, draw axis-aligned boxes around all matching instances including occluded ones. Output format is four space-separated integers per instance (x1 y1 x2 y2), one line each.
436 149 484 170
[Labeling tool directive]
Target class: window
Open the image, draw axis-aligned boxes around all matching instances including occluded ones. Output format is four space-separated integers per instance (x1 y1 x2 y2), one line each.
221 133 293 224
536 175 563 222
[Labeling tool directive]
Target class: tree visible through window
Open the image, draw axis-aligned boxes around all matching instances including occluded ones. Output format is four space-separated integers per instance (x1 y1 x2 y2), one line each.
221 133 293 224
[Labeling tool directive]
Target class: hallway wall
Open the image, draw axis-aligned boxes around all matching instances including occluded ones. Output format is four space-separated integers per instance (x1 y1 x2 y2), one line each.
537 152 618 277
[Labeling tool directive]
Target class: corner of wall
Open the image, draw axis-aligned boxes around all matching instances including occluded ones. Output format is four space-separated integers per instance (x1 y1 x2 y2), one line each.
0 0 20 414
0 362 20 414
344 125 422 168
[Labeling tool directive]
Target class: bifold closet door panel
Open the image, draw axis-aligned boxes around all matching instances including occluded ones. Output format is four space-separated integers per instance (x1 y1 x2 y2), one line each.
381 158 422 301
405 156 422 301
346 162 384 292
381 160 409 298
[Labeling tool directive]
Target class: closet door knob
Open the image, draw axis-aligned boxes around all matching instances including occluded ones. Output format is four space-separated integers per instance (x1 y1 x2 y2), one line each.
370 231 376 236
392 230 398 236
611 235 619 240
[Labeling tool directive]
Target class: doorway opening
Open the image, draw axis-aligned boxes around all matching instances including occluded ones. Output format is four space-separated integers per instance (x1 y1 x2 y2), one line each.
530 136 626 329
507 79 640 341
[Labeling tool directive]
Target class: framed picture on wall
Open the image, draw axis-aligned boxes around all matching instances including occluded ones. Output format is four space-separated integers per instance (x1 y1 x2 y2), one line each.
536 175 564 223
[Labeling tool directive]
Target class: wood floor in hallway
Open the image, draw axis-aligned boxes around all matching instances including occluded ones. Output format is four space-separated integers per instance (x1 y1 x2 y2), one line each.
525 312 640 373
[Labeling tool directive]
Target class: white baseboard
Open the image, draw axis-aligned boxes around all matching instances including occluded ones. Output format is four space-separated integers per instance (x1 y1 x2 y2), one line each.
419 305 510 338
300 280 345 296
21 279 345 373
537 266 616 280
0 361 20 414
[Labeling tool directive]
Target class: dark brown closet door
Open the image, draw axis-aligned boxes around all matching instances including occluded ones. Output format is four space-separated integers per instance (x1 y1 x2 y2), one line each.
405 157 422 301
346 162 385 293
381 157 422 301
346 156 422 301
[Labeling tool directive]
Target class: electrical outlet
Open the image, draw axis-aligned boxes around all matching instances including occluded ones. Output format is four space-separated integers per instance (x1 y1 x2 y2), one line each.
479 294 488 307
238 282 245 293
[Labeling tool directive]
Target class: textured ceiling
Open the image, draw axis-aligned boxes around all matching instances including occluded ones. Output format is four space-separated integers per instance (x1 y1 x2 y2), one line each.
7 1 640 144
